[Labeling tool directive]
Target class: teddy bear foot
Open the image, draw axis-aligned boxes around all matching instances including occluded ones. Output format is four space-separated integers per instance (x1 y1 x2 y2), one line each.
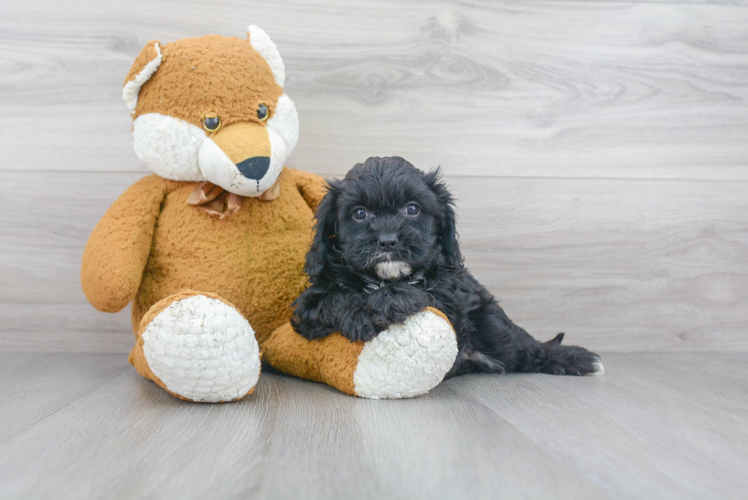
353 308 458 399
263 307 458 399
129 291 261 403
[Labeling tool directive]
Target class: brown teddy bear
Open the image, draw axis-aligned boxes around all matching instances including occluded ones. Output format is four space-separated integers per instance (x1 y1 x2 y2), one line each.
81 25 458 402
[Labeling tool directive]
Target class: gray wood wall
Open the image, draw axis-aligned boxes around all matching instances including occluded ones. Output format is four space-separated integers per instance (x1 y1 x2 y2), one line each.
1 0 746 353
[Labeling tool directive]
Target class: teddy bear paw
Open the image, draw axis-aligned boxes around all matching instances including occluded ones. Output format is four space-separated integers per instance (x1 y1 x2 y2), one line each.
352 308 458 399
139 294 261 402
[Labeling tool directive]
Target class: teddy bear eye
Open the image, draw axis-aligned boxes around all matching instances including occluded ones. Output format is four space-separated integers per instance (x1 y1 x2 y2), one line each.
203 116 221 132
257 104 269 122
405 203 420 216
353 207 368 221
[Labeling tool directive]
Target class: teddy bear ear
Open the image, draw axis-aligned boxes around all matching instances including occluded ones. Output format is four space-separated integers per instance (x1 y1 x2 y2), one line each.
122 41 163 114
247 25 286 87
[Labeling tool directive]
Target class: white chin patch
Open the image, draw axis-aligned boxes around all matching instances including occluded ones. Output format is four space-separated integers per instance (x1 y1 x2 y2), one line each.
197 128 287 197
132 114 207 181
375 261 412 280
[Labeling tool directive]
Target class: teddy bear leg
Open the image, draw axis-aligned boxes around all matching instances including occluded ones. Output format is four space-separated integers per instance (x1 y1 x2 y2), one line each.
262 307 458 399
128 290 261 403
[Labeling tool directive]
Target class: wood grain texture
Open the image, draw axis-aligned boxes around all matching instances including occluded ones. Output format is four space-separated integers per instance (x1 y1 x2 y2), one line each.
254 368 607 500
0 352 746 499
0 353 129 443
449 351 748 498
1 1 746 351
0 0 747 179
2 171 746 353
0 303 134 353
451 176 748 353
578 0 745 3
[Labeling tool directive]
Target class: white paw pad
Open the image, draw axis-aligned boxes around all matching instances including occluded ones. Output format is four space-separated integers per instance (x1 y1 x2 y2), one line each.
353 310 458 399
591 358 605 376
142 295 261 402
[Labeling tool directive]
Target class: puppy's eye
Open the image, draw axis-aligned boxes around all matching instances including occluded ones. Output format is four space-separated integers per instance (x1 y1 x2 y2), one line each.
353 208 368 221
202 115 221 132
405 203 420 216
257 103 269 122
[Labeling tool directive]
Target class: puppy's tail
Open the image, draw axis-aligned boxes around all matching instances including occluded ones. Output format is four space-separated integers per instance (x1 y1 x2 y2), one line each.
544 332 565 346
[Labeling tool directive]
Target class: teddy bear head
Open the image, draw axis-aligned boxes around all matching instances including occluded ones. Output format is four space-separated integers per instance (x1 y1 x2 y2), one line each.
123 25 298 197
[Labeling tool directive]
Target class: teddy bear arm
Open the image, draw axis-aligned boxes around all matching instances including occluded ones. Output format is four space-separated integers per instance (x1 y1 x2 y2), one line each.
287 168 327 212
81 175 167 313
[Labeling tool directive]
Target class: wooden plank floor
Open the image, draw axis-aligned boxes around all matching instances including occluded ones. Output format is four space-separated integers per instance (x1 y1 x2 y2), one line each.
0 352 746 499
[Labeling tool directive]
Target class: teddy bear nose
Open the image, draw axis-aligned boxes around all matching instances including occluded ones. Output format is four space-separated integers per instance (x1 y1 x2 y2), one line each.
236 156 270 180
377 234 399 248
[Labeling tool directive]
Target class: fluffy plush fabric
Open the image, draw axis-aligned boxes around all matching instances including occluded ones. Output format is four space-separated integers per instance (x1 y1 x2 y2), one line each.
82 168 323 345
132 290 261 402
263 307 457 399
262 322 365 396
292 156 604 377
122 34 299 196
126 35 283 128
132 113 207 181
266 94 299 154
353 308 457 399
123 41 162 113
196 121 287 196
248 25 286 86
81 174 167 314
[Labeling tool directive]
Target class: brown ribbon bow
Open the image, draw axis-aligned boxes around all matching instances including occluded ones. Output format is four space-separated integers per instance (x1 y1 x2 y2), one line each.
186 173 283 218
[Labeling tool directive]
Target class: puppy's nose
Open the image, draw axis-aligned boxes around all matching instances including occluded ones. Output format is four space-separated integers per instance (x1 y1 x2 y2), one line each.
378 234 399 248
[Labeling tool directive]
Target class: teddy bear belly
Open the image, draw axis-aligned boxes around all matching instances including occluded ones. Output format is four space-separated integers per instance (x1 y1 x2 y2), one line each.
131 186 314 345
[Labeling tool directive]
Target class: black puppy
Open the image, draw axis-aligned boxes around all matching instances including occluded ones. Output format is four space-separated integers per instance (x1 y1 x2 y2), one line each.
292 157 603 377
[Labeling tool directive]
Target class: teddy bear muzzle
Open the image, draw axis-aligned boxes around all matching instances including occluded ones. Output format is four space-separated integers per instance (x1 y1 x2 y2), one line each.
198 120 287 197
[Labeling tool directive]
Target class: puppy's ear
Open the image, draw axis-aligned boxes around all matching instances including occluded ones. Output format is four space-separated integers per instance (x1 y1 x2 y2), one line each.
304 179 341 281
425 168 463 269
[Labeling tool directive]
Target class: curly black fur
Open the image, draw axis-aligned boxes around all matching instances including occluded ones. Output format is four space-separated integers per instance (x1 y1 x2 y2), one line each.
292 156 602 377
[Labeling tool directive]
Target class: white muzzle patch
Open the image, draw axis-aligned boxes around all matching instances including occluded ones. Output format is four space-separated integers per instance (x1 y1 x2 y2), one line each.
375 261 412 280
197 129 287 197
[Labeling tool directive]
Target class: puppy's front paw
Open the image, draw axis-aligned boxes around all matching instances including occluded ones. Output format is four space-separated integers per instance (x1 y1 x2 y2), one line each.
340 309 381 342
291 319 334 341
